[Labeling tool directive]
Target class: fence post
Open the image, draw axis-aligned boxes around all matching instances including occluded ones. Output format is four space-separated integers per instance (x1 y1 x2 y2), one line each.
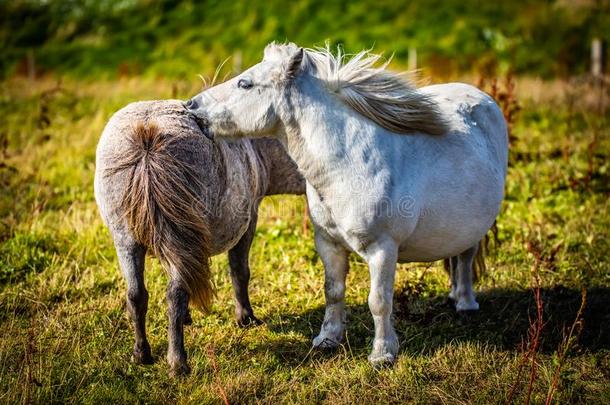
27 49 36 81
591 38 602 77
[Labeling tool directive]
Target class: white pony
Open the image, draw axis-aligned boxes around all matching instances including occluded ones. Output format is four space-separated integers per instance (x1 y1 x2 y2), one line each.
186 43 508 366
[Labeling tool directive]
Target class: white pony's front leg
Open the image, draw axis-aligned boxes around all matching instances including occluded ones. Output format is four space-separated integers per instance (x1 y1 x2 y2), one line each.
313 231 349 349
365 238 399 366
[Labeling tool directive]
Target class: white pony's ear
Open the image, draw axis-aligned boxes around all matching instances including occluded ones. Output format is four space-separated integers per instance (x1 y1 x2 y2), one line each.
284 47 304 80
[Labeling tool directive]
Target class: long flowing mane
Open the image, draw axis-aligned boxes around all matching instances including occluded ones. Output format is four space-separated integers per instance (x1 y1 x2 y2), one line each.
300 46 449 135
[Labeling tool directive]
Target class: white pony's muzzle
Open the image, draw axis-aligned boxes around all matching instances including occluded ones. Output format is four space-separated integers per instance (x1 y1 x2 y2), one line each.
184 98 214 141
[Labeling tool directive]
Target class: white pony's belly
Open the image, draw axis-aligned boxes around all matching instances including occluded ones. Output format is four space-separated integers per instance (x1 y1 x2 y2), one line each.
397 228 484 262
396 181 502 261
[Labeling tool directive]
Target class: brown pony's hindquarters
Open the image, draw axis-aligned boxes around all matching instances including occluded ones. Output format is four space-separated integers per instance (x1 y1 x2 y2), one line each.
110 121 214 312
105 119 214 376
228 209 263 327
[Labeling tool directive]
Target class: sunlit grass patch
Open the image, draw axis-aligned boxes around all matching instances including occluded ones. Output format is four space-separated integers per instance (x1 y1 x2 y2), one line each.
0 77 608 403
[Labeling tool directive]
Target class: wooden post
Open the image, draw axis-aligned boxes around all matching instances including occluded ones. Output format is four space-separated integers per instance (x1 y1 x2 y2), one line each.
592 38 602 77
27 49 35 81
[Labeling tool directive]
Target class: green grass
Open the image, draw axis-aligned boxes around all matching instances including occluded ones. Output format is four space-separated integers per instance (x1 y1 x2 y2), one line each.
0 76 608 404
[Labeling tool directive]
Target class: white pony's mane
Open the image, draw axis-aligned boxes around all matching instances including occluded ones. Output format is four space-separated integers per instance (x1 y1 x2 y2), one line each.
265 43 449 136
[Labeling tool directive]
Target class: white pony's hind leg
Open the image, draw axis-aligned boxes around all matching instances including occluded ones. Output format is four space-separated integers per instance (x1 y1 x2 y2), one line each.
365 238 399 367
313 232 349 349
447 256 459 301
454 245 480 312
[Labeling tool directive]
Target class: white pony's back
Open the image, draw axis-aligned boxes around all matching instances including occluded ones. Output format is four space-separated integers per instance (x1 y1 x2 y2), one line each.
421 82 508 169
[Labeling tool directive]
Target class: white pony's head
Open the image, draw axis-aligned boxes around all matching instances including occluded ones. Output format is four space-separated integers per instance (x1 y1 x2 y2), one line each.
185 43 304 140
186 42 448 140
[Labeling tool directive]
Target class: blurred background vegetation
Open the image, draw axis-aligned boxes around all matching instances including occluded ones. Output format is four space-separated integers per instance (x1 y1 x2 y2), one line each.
1 0 609 80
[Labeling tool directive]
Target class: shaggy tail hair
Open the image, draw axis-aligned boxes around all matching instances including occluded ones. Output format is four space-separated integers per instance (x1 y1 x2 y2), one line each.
108 121 214 311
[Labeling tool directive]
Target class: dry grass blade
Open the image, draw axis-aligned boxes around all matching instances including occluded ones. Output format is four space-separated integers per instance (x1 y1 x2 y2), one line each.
207 344 230 405
545 288 587 405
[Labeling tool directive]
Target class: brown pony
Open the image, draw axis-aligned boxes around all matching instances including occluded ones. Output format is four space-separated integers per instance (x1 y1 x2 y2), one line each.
94 100 304 376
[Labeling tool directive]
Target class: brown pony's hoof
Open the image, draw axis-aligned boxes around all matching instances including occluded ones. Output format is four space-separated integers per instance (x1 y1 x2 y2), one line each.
169 362 191 378
132 345 153 365
236 313 263 328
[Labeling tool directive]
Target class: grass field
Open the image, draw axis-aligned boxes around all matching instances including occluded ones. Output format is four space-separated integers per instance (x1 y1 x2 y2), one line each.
0 75 608 404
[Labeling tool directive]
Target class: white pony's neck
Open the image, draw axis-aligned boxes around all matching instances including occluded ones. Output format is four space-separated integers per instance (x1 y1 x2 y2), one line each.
279 75 385 192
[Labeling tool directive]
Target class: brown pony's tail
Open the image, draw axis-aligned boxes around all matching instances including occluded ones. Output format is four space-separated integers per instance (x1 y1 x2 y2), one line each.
108 121 214 311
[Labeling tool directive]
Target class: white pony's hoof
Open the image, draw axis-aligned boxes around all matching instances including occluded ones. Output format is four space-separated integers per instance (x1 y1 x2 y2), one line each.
368 337 398 368
456 299 479 312
368 352 396 368
312 334 341 350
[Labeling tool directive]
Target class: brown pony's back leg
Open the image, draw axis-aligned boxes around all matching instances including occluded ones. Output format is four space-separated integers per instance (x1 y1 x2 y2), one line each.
166 278 190 377
228 211 263 327
115 234 152 364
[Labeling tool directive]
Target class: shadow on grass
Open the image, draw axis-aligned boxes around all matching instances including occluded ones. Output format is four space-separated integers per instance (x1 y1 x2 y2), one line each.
254 286 610 366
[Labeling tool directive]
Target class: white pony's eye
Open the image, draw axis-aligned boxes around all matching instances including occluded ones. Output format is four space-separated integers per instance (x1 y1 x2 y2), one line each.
237 78 254 90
